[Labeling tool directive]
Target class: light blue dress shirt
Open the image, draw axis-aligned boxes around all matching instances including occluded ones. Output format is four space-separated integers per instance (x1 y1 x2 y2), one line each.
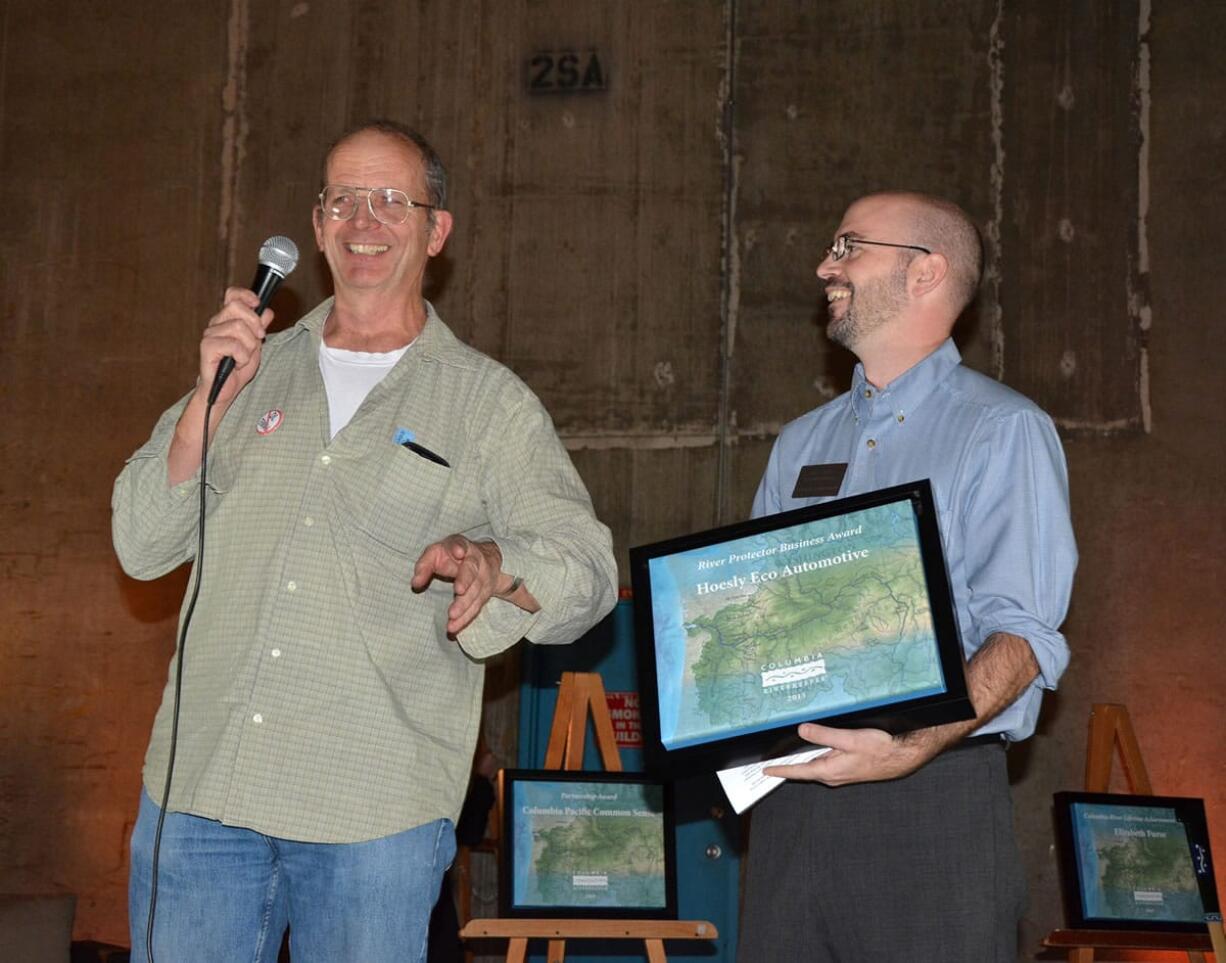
753 340 1077 741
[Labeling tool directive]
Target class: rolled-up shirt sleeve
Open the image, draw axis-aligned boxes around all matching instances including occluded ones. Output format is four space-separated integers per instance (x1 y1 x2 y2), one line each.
960 408 1077 691
456 388 617 659
111 393 208 581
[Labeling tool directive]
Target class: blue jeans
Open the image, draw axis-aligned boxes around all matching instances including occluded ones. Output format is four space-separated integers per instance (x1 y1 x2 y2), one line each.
129 790 455 963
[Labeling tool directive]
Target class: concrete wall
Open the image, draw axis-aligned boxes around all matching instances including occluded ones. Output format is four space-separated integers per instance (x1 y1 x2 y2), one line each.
1 1 1221 956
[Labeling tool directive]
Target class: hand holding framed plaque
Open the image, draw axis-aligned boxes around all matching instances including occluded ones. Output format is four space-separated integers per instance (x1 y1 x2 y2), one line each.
629 480 974 773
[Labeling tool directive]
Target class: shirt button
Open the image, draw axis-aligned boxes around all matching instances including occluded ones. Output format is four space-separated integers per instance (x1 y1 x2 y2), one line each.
867 439 877 449
271 648 282 659
320 454 332 465
252 713 264 724
897 413 905 423
303 516 314 527
287 580 297 592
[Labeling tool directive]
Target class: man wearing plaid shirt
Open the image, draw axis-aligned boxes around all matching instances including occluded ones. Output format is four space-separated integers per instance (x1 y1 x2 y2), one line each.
113 120 617 962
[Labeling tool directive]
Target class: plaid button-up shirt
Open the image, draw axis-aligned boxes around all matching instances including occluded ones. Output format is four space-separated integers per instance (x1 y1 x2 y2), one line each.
113 299 617 842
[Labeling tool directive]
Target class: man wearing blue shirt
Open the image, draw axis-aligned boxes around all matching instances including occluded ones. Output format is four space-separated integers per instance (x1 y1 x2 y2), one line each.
738 191 1077 962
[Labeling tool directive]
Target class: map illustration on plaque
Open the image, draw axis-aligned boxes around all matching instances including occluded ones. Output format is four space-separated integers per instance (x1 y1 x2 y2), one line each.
648 500 945 750
1071 802 1205 923
500 770 678 919
630 481 974 773
1054 791 1220 935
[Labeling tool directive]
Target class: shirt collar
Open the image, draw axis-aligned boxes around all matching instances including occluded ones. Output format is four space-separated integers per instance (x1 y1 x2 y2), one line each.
293 298 477 369
849 338 962 423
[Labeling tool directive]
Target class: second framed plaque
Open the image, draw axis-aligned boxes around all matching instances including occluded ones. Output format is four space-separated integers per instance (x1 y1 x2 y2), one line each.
499 769 678 919
628 479 974 774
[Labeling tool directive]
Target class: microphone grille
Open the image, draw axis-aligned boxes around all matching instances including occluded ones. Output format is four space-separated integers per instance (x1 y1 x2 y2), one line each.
259 235 300 276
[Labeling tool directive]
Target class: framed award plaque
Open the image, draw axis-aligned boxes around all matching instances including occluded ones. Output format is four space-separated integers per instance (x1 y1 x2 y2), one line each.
629 480 974 773
499 769 678 920
1053 791 1220 934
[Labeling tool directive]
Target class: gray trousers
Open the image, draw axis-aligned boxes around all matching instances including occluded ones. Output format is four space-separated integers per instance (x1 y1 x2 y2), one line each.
737 742 1025 962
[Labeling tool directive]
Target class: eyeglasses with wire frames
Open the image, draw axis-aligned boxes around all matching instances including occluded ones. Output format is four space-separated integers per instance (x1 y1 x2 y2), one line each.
824 234 931 262
318 185 437 225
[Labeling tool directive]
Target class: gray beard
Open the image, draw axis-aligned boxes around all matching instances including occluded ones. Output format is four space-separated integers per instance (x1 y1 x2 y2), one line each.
827 298 887 350
825 267 909 350
826 308 863 350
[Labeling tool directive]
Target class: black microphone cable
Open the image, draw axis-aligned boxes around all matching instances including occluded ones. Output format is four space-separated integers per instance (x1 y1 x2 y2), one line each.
145 397 216 963
142 236 297 962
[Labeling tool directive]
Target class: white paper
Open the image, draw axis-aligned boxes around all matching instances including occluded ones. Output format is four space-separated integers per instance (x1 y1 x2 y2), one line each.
716 745 832 814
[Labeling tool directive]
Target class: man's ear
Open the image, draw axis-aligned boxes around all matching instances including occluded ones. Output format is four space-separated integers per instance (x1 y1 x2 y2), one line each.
426 210 454 257
910 252 949 298
312 207 325 251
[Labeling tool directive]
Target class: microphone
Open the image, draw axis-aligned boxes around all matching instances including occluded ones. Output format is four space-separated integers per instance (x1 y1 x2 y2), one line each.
208 235 300 404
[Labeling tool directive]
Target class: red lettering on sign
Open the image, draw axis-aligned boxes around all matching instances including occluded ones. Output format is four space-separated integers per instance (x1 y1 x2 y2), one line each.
604 691 642 748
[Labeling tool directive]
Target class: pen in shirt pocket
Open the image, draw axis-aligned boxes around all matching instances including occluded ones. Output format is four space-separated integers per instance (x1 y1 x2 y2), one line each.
393 428 450 468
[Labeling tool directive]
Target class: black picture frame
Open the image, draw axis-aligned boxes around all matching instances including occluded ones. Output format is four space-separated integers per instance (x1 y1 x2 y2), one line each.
628 479 974 774
1053 791 1220 934
498 769 678 920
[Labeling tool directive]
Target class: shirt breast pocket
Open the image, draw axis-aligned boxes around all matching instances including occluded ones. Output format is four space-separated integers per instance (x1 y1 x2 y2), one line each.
348 444 453 557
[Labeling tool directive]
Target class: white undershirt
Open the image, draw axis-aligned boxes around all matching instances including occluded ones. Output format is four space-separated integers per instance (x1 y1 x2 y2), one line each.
319 340 410 438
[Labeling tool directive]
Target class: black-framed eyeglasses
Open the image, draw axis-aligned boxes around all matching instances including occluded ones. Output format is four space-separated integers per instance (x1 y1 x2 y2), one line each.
824 234 931 262
318 185 436 225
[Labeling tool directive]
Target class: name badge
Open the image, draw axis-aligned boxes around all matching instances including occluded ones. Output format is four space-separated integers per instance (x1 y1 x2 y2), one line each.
792 463 847 499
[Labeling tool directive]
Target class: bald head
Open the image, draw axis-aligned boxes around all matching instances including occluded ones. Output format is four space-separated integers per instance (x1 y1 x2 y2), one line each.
860 191 983 315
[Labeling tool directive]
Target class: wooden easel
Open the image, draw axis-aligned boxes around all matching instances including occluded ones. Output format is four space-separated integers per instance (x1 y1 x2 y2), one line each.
460 671 719 963
1044 704 1224 963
